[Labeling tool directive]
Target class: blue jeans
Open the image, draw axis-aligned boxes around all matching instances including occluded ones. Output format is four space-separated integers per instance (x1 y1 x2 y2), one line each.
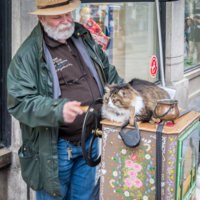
36 134 98 200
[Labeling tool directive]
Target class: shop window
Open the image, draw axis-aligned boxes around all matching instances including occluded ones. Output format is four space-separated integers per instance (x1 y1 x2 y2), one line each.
184 0 200 70
72 2 160 82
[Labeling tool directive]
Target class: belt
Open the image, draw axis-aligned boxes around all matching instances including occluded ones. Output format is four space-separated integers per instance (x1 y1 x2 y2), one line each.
72 141 81 146
58 137 81 146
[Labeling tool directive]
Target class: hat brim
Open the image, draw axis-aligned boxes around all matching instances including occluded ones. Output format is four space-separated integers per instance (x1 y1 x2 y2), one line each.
29 0 81 15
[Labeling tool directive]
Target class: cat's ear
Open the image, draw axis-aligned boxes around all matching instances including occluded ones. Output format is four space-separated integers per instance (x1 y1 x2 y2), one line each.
127 84 132 89
119 89 126 97
104 85 111 93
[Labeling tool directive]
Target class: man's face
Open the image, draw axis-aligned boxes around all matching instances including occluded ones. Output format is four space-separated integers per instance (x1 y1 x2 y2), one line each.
193 18 198 24
38 13 75 41
80 9 91 22
187 19 191 26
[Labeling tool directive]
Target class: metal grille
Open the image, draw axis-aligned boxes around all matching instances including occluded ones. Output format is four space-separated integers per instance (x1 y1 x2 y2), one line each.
0 0 12 147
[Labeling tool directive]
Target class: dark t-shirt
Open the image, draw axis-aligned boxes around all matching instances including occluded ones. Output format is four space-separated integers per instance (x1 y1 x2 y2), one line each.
43 31 101 141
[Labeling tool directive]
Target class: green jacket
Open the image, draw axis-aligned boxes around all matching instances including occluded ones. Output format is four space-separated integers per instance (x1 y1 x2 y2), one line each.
7 22 124 198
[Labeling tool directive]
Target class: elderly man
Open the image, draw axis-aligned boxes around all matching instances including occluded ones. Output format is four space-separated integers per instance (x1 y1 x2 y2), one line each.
7 0 124 200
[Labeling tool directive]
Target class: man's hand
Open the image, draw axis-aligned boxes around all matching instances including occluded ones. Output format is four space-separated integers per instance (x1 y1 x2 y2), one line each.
63 101 83 123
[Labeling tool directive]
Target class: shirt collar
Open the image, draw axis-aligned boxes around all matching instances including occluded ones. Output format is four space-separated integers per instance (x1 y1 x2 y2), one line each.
43 29 64 48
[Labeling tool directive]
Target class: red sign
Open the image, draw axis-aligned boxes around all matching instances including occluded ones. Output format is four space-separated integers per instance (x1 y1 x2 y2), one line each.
150 56 158 78
89 30 109 50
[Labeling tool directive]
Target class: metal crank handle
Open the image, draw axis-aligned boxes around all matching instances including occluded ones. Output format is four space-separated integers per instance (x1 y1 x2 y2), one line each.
75 106 89 113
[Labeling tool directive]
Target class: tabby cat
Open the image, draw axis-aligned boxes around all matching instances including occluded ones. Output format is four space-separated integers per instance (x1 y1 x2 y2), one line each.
102 79 170 123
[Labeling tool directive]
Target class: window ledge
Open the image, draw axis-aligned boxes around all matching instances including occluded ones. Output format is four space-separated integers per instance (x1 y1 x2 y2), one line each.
184 68 200 80
0 148 12 169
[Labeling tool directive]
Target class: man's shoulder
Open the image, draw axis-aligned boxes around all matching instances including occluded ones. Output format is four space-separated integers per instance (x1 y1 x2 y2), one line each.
15 23 42 60
74 22 92 37
74 22 87 31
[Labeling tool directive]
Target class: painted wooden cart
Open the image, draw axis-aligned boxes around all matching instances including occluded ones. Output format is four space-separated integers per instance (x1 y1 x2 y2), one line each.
98 111 199 200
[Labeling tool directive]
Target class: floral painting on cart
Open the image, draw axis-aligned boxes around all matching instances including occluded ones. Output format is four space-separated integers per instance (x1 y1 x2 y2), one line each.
100 125 178 200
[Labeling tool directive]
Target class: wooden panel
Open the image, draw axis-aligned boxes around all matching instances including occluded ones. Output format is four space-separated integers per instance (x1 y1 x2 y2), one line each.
178 168 196 200
193 168 195 177
183 174 191 197
178 186 180 200
101 111 200 135
178 173 192 200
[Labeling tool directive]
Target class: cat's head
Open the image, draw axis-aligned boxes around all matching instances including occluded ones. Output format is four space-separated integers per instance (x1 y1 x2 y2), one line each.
103 83 140 110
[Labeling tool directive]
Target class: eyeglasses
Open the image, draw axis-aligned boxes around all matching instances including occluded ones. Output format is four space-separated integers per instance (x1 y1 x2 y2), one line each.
56 41 86 86
59 69 86 86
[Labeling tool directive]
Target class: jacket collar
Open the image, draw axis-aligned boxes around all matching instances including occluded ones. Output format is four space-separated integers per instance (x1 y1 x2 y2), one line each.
33 21 88 61
72 22 88 39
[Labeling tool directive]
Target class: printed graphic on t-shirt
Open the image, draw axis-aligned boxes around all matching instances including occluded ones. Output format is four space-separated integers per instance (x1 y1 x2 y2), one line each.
53 57 73 72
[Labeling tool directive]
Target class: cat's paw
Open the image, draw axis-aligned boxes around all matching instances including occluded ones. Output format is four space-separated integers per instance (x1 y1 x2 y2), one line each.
149 117 160 125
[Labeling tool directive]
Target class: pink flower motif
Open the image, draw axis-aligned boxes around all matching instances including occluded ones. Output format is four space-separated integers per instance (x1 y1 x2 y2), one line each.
125 160 134 169
125 178 133 188
132 163 142 172
128 170 137 179
131 153 138 161
133 178 143 188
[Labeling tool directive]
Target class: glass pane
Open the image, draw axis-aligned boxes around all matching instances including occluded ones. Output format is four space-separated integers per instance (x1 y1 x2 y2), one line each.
72 2 159 82
180 127 199 183
184 0 200 69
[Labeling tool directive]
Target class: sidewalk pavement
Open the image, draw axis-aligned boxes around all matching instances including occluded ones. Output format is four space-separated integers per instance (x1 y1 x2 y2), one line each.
188 98 200 199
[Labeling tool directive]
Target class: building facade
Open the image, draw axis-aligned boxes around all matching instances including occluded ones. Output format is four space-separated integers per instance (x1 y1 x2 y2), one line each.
0 0 199 199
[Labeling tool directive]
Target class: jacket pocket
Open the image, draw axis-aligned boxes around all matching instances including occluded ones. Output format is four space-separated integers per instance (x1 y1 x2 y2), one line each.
18 143 43 191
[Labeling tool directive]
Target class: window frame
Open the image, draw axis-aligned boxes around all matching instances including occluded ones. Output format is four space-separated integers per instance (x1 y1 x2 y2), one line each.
0 0 12 148
81 0 177 2
184 64 200 73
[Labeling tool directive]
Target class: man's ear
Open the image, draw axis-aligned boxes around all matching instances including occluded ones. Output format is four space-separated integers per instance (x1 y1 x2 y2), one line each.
38 15 44 24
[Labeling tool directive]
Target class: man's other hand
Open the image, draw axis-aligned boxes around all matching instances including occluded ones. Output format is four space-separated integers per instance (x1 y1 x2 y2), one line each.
63 101 83 123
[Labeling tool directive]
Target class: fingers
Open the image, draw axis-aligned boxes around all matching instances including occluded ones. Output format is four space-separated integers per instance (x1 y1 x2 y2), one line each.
65 110 77 119
63 101 84 123
69 106 83 115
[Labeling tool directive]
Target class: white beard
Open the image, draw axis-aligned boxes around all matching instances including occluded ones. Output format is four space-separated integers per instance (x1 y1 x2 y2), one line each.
42 20 75 41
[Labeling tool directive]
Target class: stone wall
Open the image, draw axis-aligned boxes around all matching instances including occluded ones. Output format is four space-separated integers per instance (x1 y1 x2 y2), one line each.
165 0 189 109
184 68 200 104
7 0 38 199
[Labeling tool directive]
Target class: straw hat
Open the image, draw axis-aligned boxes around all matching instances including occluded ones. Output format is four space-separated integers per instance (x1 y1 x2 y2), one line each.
29 0 81 15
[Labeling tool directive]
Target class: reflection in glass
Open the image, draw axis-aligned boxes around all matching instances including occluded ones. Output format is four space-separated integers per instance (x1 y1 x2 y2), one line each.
184 0 200 69
180 128 199 182
73 2 159 82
